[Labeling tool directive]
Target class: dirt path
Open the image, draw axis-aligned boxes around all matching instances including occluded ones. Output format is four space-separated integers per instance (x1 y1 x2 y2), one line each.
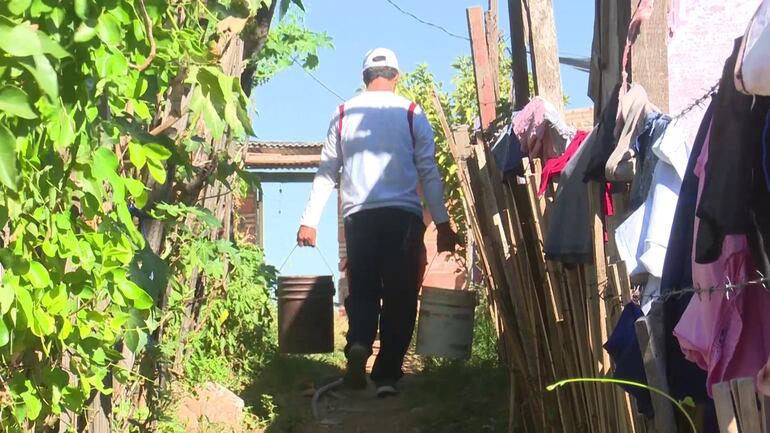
301 377 421 433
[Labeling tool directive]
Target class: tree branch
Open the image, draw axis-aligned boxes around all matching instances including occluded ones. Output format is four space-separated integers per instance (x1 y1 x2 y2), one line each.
130 0 157 72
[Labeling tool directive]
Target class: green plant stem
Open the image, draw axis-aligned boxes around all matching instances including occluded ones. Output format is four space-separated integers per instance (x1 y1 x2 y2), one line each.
546 378 697 433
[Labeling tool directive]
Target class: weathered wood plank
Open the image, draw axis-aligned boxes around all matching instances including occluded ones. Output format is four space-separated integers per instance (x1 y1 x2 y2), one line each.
466 6 497 130
635 316 677 433
526 0 564 113
713 381 739 433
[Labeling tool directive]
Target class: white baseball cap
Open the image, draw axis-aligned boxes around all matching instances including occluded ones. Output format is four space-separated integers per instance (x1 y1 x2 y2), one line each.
362 48 399 72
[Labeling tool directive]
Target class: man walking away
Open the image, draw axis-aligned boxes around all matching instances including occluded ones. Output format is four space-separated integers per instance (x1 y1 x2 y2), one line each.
296 48 457 398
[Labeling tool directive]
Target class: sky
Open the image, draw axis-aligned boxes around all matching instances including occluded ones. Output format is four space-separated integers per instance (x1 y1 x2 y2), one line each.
252 0 595 281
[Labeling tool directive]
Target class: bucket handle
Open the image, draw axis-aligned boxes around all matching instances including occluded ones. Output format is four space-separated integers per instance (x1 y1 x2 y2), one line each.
421 251 476 292
279 244 337 279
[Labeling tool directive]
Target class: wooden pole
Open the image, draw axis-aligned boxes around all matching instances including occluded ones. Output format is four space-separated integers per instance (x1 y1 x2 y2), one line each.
524 0 564 113
485 2 500 101
467 6 498 130
507 0 530 109
636 316 677 433
629 0 670 111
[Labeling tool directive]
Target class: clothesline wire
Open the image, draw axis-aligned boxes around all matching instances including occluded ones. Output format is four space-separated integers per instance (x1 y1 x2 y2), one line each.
590 274 770 304
671 81 720 120
383 0 470 41
291 57 346 102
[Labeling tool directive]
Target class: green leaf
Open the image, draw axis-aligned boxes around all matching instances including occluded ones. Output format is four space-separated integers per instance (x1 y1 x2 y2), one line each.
129 247 168 302
14 285 33 324
146 158 165 184
133 100 151 120
8 0 32 15
0 23 42 57
75 0 90 20
0 318 8 347
27 261 51 289
124 310 148 353
32 309 55 336
128 142 146 169
142 142 171 161
49 105 76 150
0 86 36 119
21 381 42 421
74 23 97 43
38 33 69 59
0 284 13 315
96 13 121 46
92 147 118 180
0 123 19 191
117 279 154 310
20 55 59 99
123 177 146 197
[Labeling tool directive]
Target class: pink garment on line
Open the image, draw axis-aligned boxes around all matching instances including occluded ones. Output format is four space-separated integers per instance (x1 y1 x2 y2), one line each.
538 130 590 196
673 123 770 396
512 97 569 163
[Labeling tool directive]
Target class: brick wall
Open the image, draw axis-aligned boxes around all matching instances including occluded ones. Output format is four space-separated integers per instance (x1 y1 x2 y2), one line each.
667 0 757 142
564 107 595 130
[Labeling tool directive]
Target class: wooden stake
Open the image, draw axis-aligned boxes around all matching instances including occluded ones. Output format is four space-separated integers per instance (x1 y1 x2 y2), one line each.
485 9 500 101
734 378 762 433
467 6 497 130
524 0 564 113
508 0 530 109
713 381 739 433
635 316 677 433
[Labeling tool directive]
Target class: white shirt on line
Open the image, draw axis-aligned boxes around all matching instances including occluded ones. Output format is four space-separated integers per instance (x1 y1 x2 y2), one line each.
300 90 450 228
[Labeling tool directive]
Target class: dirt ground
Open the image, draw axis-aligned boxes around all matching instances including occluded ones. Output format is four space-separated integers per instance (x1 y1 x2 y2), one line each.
246 314 509 433
300 376 421 433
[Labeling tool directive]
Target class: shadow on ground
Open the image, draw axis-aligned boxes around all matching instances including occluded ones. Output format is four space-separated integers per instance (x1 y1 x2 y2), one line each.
241 352 345 433
241 352 510 433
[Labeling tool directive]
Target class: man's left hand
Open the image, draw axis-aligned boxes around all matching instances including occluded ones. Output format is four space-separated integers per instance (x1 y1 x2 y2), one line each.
436 222 460 253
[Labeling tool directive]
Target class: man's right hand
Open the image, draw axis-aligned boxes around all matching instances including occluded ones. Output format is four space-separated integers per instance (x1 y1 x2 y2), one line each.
297 225 317 247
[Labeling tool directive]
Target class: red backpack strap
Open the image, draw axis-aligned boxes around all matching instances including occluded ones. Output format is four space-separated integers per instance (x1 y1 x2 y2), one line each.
337 103 345 142
407 102 417 147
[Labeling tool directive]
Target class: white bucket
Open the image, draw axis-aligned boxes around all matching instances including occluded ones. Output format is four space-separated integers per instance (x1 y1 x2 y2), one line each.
415 287 478 360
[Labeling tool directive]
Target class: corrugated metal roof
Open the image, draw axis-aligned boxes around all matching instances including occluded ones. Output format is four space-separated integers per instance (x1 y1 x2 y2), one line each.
246 140 324 149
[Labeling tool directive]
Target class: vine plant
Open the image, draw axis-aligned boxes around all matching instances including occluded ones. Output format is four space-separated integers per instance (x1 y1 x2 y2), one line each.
0 0 327 430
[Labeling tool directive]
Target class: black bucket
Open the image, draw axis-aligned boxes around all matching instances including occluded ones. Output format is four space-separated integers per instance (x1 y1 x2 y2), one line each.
277 275 335 354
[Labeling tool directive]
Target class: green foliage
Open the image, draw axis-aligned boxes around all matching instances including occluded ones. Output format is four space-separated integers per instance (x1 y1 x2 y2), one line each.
0 0 287 429
253 13 333 85
183 242 278 390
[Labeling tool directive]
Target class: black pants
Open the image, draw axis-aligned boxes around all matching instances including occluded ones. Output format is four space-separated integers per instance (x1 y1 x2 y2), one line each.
343 207 426 384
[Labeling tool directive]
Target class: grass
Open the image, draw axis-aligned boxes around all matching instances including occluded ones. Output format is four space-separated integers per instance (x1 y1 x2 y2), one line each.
241 299 512 433
240 313 348 431
406 359 509 433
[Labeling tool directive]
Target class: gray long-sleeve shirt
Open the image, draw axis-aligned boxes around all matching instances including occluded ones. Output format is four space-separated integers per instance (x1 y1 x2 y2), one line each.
300 91 450 228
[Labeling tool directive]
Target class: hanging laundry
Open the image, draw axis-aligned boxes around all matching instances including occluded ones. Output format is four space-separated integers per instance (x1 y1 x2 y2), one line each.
543 130 597 264
512 96 575 163
674 120 770 396
538 130 590 196
583 84 622 182
606 85 661 183
603 303 653 418
659 100 714 404
629 113 671 210
695 37 770 264
615 120 690 309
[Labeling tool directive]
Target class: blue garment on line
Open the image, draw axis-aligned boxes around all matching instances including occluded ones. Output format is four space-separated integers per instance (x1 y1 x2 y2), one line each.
629 113 671 210
603 303 653 417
